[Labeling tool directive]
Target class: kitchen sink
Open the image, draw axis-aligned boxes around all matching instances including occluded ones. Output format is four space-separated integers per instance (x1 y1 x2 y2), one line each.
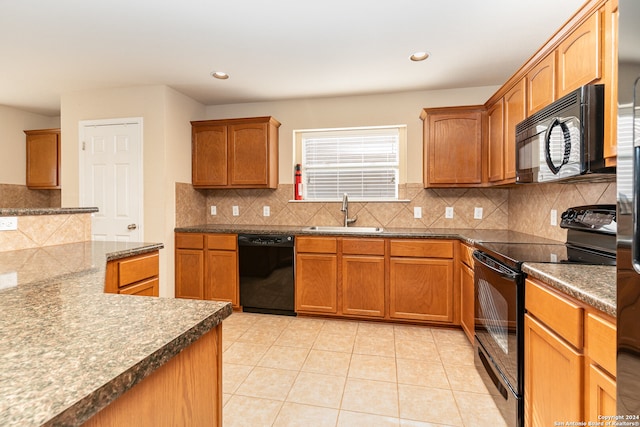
303 226 384 233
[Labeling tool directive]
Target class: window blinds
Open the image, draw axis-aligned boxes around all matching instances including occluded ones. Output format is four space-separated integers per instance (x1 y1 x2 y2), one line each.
302 128 399 200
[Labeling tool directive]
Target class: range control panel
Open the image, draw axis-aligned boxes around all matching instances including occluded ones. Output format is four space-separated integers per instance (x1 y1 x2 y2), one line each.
560 204 616 233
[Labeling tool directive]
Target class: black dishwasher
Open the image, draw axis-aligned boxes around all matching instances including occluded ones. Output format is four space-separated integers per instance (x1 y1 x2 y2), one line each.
238 234 296 316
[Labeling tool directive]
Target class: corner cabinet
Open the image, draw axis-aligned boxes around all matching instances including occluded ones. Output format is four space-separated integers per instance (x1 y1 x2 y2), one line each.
24 128 61 189
421 106 485 188
191 116 280 189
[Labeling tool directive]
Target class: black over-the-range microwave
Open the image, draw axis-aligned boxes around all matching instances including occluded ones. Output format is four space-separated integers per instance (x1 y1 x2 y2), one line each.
515 84 615 183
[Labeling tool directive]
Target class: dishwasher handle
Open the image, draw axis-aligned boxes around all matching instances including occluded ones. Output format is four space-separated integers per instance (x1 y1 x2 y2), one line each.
472 250 520 280
238 234 295 247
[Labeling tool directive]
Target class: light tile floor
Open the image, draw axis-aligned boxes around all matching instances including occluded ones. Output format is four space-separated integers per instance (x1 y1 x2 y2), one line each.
222 312 508 427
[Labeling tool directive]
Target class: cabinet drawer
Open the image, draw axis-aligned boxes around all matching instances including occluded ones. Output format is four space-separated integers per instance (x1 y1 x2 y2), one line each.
206 234 237 250
460 243 474 267
296 236 337 254
342 238 385 256
176 233 204 249
389 239 453 258
118 252 159 287
525 279 583 349
586 312 616 376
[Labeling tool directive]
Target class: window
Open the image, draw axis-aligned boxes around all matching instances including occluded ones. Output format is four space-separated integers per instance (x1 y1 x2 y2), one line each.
297 126 404 201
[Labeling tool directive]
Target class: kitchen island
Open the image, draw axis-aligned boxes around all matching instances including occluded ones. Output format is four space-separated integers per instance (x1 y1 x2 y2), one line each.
0 241 232 426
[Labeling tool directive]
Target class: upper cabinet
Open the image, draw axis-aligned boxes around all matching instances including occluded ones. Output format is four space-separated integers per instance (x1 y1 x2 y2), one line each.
24 128 61 189
420 106 485 187
503 79 527 181
527 54 556 116
191 116 280 189
557 11 601 98
486 99 504 183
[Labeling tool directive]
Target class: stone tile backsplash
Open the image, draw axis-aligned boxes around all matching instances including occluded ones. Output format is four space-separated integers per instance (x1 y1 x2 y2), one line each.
0 213 92 252
176 179 617 241
0 184 61 209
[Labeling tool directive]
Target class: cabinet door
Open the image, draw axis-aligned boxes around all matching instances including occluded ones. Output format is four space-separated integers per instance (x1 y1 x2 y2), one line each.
119 277 159 296
175 249 204 299
25 129 60 189
487 99 505 182
295 253 337 314
192 125 227 187
504 79 526 180
460 262 474 343
527 54 556 115
205 249 239 307
423 108 484 187
389 257 454 322
228 122 270 186
587 363 616 423
524 314 583 427
342 255 385 318
557 11 601 97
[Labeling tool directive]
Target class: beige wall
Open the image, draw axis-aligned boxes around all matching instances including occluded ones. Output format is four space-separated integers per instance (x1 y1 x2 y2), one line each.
0 105 59 185
60 85 205 297
205 86 499 185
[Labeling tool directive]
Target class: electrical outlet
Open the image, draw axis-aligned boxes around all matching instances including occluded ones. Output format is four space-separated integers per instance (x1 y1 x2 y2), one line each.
445 207 454 219
414 207 422 219
210 206 217 216
0 272 17 290
232 206 239 216
550 209 558 226
0 217 18 231
474 207 483 219
263 206 270 217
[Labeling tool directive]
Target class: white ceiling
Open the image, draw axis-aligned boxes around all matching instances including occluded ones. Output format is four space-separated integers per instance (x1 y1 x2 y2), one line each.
1 0 586 116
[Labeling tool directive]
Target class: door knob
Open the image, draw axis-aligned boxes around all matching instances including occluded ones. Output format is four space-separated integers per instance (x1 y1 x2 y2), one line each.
127 224 137 230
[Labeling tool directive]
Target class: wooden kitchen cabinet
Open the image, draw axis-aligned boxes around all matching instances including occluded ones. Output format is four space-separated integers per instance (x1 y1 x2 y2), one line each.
389 239 454 323
341 238 385 318
585 311 617 421
503 78 526 181
191 116 280 189
24 128 61 189
527 54 556 116
556 10 601 98
487 99 505 183
295 236 338 314
459 242 475 342
105 251 160 296
205 234 239 308
175 233 239 308
420 106 485 187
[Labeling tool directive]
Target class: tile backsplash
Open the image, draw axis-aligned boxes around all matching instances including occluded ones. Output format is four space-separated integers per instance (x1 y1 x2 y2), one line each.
176 179 616 241
0 184 61 208
0 213 92 252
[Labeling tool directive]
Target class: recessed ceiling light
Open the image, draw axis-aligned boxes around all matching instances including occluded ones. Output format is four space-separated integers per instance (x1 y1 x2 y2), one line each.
211 71 229 80
410 51 430 62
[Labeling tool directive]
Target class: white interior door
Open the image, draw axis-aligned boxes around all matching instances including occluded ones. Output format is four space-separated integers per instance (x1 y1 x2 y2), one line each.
79 119 143 242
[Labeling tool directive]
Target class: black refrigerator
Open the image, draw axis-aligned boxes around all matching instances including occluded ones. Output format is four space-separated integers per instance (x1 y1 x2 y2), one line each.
617 0 640 416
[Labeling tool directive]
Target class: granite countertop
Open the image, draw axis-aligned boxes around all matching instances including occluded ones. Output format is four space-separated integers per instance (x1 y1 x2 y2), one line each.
0 241 233 427
176 223 616 316
0 207 99 216
523 263 616 317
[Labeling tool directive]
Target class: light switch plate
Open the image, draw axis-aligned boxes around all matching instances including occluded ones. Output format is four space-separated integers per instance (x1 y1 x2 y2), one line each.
232 206 239 216
550 209 558 226
210 206 217 216
0 272 17 290
474 207 483 219
263 206 270 217
0 217 18 231
413 207 422 219
445 207 454 219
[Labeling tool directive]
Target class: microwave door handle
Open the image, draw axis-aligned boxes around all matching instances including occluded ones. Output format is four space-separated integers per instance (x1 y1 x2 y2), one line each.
472 251 519 280
544 118 572 175
632 76 640 272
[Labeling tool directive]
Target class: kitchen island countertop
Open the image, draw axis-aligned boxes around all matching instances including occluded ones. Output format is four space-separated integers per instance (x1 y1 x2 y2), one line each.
0 241 232 427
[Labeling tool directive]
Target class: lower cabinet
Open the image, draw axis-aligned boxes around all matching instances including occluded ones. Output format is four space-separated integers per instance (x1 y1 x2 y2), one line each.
524 277 617 426
459 242 475 342
341 238 385 318
105 251 160 296
295 237 338 314
389 239 455 323
175 233 239 308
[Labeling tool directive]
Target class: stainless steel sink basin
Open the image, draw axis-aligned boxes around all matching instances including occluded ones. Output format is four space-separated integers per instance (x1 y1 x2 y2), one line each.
303 226 384 233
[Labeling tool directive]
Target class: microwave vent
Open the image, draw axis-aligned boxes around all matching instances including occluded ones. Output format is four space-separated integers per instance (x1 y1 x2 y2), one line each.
516 90 579 134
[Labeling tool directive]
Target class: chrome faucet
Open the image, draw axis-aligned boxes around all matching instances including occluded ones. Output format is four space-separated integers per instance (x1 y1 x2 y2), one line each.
341 193 357 227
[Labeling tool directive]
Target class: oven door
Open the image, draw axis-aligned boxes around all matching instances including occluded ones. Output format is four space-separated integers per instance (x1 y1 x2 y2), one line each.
473 250 523 393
